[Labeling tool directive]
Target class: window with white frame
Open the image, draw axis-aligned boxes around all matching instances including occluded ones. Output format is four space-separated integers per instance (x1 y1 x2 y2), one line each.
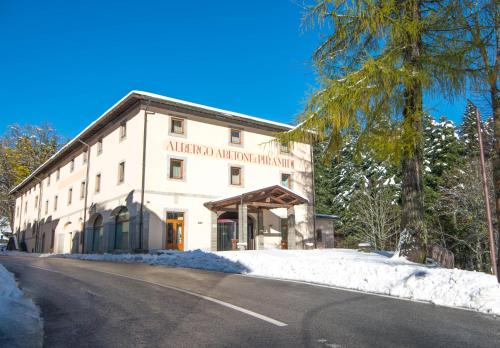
170 118 184 135
280 141 290 154
80 181 86 199
68 188 72 205
230 166 242 186
169 158 184 179
70 158 75 172
230 129 242 144
97 138 103 155
95 174 101 193
119 121 127 140
281 173 291 188
118 161 125 184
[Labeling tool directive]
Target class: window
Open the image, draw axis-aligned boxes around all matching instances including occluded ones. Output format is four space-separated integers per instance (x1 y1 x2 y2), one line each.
230 166 242 186
45 200 49 215
70 158 75 172
92 215 104 253
47 174 50 187
56 168 60 181
118 161 125 184
97 138 103 155
82 150 88 164
114 207 129 250
119 121 127 140
281 173 291 188
95 174 101 193
80 181 86 199
230 129 242 144
280 141 290 154
68 188 73 205
34 196 38 209
54 196 58 211
16 207 19 217
170 118 184 135
169 159 184 179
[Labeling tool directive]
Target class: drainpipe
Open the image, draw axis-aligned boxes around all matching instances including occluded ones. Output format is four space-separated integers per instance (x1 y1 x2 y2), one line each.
33 176 43 253
78 139 91 254
18 194 24 249
309 140 317 249
139 99 152 251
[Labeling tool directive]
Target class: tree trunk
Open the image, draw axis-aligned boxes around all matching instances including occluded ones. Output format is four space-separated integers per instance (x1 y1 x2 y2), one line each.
398 0 427 263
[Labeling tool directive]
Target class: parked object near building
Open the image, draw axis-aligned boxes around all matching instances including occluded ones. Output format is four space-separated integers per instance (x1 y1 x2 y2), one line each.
315 214 338 248
10 91 314 253
427 245 454 269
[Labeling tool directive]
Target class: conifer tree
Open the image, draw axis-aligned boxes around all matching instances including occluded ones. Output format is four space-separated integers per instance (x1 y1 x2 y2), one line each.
284 0 471 262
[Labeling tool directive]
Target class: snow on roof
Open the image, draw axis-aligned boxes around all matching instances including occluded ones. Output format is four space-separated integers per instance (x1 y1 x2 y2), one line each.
315 213 340 220
136 91 294 130
205 184 309 206
10 91 294 195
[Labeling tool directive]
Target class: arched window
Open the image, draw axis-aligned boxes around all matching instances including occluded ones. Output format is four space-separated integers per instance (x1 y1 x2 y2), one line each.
93 215 103 253
114 207 129 250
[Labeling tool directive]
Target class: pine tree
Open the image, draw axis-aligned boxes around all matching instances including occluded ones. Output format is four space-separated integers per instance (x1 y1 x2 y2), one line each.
282 1 472 262
422 114 466 249
460 101 495 157
461 101 481 156
315 134 400 248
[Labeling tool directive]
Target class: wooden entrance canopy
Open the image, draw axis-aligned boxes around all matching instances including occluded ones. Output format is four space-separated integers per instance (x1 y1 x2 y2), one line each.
204 185 308 211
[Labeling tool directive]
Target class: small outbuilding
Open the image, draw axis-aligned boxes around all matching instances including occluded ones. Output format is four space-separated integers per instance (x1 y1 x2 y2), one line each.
315 214 339 248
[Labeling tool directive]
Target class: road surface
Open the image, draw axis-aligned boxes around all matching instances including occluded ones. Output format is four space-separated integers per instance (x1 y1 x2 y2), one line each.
1 255 499 347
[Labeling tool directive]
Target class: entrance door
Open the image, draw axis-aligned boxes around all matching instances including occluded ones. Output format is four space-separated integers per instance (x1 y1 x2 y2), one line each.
166 212 184 251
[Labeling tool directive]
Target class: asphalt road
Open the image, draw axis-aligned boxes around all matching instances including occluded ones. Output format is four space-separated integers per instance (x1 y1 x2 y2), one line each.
1 255 499 348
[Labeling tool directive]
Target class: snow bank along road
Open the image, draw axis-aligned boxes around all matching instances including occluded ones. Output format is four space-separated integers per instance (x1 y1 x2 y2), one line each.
1 255 499 347
0 263 42 348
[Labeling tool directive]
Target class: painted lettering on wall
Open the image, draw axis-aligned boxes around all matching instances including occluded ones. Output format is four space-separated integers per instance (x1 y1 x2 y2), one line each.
166 140 295 169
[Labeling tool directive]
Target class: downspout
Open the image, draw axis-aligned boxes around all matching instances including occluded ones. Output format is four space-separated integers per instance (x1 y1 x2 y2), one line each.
18 193 24 249
34 176 43 253
78 139 91 254
309 140 317 249
138 99 152 251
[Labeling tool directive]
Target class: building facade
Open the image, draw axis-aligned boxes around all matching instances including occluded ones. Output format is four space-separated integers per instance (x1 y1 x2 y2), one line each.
10 91 314 254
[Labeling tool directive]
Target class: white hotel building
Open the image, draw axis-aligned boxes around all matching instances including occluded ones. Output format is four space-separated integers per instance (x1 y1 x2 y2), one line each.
10 91 315 254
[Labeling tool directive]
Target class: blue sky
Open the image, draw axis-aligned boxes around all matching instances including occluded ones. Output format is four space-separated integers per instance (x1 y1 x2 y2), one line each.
0 0 469 139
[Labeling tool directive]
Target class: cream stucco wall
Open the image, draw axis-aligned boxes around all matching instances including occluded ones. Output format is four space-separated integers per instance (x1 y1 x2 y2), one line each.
12 95 314 253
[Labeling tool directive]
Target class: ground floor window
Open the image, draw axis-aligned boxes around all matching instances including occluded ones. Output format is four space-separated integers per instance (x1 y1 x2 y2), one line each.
114 207 129 250
93 215 103 252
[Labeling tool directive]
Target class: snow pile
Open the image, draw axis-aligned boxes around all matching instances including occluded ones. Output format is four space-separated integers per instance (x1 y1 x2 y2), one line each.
0 264 43 348
5 248 500 316
43 249 250 274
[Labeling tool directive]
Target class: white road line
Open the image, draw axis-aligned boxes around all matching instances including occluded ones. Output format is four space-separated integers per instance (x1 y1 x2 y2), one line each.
27 264 287 327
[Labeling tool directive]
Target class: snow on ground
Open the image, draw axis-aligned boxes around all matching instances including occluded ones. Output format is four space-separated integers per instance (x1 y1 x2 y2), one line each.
4 248 500 316
0 264 43 348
